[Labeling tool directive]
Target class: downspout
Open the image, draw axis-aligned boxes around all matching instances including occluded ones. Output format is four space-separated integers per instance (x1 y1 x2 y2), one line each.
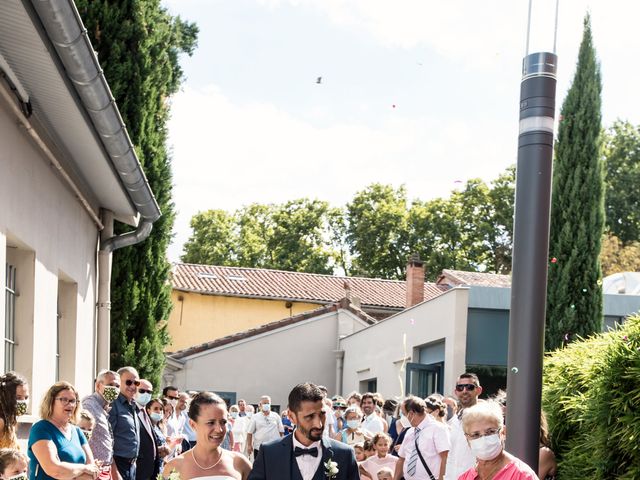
28 0 162 370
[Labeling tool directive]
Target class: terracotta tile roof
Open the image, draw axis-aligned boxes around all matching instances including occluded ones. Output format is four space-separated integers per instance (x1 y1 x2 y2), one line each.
171 263 448 309
436 269 512 288
168 299 376 359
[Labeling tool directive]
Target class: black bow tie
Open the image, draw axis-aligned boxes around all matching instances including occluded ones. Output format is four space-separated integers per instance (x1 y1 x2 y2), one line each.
294 446 319 457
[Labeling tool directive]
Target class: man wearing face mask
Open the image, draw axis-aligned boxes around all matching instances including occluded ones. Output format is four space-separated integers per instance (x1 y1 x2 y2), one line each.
82 370 120 480
394 396 450 480
161 387 180 439
110 367 142 480
246 395 284 459
135 380 157 480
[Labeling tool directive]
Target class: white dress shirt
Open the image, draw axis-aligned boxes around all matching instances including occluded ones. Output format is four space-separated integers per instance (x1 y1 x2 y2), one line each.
292 434 322 480
444 414 475 480
362 414 385 434
398 415 450 480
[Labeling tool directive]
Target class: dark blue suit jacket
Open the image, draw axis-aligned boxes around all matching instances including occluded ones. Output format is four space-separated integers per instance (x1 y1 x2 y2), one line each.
248 434 359 480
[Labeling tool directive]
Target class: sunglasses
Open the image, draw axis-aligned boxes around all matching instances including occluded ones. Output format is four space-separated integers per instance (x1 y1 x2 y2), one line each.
138 389 153 395
125 379 141 387
166 396 179 400
455 384 477 392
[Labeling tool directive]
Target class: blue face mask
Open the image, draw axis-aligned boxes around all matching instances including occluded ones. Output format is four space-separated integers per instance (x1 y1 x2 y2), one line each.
346 419 360 429
150 412 163 423
136 392 152 406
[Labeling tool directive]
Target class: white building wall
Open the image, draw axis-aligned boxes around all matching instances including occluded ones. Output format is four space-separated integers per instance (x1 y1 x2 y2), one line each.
169 311 369 408
339 288 469 399
0 100 98 419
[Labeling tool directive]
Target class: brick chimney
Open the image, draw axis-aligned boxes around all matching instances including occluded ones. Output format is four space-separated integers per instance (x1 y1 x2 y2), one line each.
405 253 425 308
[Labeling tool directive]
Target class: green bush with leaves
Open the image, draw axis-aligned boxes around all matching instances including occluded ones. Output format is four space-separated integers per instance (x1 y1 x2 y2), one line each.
542 314 640 479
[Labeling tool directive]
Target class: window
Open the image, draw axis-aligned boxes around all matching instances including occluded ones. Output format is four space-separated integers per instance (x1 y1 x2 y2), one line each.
4 263 17 371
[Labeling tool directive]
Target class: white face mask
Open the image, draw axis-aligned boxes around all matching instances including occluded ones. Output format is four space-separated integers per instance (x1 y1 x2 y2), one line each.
262 403 271 412
246 412 254 418
136 392 152 407
400 414 412 429
469 433 503 461
346 419 360 429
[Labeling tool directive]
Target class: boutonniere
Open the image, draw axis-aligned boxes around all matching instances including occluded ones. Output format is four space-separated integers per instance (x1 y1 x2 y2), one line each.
324 458 339 479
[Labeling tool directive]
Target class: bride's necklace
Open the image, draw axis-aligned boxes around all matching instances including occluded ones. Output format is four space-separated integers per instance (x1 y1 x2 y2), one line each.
191 448 223 470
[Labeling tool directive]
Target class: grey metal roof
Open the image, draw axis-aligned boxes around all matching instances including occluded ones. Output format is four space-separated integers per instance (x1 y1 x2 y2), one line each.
0 0 154 225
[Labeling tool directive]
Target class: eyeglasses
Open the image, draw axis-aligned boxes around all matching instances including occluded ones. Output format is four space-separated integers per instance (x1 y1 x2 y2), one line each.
166 396 179 400
56 397 77 406
455 384 477 392
138 389 153 395
125 379 141 387
465 427 501 440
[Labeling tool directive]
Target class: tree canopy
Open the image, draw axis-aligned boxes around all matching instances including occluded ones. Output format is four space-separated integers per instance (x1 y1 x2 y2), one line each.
182 166 516 280
546 15 604 351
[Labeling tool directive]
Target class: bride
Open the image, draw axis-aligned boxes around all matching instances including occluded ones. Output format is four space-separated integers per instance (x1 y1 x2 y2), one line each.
163 392 251 480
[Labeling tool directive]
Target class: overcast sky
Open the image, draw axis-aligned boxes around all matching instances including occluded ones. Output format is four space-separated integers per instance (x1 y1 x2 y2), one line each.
161 0 640 262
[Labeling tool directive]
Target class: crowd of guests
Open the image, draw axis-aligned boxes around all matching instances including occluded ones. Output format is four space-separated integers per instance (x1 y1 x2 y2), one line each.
0 370 557 480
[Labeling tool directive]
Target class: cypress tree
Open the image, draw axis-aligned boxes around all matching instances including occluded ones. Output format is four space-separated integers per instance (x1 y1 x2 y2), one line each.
546 14 604 351
76 0 197 387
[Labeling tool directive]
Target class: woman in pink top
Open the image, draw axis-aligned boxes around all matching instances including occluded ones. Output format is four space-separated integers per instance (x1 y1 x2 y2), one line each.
458 402 538 480
359 433 398 479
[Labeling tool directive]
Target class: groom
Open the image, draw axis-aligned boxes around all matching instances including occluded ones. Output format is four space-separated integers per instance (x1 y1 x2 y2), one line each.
248 383 359 480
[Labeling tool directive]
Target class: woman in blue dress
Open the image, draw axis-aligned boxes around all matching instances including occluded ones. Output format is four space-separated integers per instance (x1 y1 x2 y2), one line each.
28 382 99 480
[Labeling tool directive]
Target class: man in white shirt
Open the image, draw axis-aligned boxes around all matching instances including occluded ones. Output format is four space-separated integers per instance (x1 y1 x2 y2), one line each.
361 393 386 434
246 395 284 458
445 373 483 480
394 396 450 480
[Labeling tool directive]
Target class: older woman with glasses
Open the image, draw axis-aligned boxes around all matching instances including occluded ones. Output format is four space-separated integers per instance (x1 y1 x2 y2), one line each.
27 381 100 480
458 401 537 480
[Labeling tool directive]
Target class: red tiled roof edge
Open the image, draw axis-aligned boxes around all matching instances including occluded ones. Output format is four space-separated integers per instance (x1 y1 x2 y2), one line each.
167 299 376 360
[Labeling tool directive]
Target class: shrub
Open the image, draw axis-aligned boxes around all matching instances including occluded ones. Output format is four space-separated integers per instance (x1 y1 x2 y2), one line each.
542 314 640 479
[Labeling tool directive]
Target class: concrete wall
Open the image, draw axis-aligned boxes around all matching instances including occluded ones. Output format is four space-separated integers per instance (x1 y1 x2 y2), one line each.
168 290 322 351
339 288 469 400
0 99 98 424
166 310 369 407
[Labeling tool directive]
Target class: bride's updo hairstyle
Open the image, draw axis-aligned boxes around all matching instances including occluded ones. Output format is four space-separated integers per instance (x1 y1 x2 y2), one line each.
188 391 227 421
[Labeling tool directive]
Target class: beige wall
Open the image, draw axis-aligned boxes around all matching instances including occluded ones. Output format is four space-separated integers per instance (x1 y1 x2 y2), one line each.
339 288 469 399
165 309 369 407
0 100 99 422
168 290 321 351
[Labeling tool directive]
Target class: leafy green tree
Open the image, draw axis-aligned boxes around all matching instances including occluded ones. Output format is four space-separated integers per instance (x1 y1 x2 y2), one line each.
546 15 604 351
603 120 640 243
182 210 236 265
77 0 198 388
182 199 337 273
346 184 410 279
600 234 640 276
407 168 514 280
268 199 335 274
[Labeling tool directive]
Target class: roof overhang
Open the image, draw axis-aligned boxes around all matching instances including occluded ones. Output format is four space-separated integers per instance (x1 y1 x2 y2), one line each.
0 0 156 226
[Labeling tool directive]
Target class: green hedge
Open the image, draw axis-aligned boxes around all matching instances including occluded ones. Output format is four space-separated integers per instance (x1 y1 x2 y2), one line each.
542 314 640 479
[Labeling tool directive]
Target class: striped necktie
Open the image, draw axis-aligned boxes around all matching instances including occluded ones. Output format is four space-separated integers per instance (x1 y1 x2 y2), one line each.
406 427 422 476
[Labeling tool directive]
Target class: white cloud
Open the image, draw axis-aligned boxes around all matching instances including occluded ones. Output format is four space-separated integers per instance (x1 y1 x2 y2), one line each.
167 84 516 260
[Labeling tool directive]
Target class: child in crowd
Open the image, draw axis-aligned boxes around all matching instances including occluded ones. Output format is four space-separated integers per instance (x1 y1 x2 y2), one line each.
363 439 375 458
77 410 95 441
359 433 398 479
376 467 394 480
0 448 28 480
354 443 367 463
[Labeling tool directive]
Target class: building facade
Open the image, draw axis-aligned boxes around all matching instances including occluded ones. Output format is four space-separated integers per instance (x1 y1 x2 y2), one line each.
1 0 159 441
